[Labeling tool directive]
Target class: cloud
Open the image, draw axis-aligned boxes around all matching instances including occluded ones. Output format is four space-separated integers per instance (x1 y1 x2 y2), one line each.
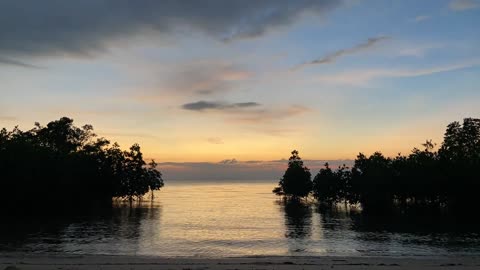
182 101 260 111
130 62 253 102
100 132 159 139
314 60 480 86
228 105 311 124
0 0 339 58
412 15 431 22
219 158 238 165
164 63 252 95
207 137 224 144
449 0 479 11
294 36 390 70
397 43 442 57
181 101 310 135
0 116 17 121
0 57 42 69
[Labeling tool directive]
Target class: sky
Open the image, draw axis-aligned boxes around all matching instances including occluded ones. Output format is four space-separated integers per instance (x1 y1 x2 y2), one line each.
0 0 479 180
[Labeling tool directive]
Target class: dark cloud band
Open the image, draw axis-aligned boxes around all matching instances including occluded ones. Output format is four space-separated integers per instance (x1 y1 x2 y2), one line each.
0 0 339 61
294 36 389 70
0 57 42 69
182 101 260 111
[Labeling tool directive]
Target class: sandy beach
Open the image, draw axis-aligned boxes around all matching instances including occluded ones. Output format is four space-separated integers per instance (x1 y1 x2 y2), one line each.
1 254 480 270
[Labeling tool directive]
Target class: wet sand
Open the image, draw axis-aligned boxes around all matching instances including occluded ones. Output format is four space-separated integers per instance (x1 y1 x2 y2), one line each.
1 254 480 270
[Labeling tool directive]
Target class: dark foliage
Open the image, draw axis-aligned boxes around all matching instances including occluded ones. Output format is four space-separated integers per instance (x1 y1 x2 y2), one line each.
438 118 480 211
0 117 164 214
273 150 312 198
312 163 352 205
278 118 480 214
350 152 396 212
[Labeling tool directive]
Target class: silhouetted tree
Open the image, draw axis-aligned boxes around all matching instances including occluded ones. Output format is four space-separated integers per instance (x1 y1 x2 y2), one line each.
273 150 312 199
404 140 442 206
33 117 95 154
147 160 164 199
312 163 337 204
336 164 353 204
350 152 394 213
272 186 284 196
307 118 480 215
438 118 480 211
313 163 352 205
0 117 164 214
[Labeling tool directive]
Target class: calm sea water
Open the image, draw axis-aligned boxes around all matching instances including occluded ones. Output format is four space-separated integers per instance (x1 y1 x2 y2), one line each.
2 181 480 257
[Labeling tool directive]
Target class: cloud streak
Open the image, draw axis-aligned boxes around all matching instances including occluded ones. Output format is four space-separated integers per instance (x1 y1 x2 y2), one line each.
449 0 479 11
227 105 311 125
164 63 251 95
314 60 480 86
181 101 310 135
207 137 224 144
182 101 260 111
412 15 431 22
0 0 339 59
0 116 17 121
219 158 238 165
294 36 390 70
0 57 42 69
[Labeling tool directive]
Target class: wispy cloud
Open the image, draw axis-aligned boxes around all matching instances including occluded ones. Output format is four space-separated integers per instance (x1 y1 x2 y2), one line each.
0 116 17 121
100 132 160 139
314 61 480 86
227 105 311 124
411 15 431 22
396 43 444 57
207 137 224 144
164 63 252 95
449 0 479 11
182 101 311 135
0 57 42 69
182 101 260 111
293 36 390 70
219 158 238 164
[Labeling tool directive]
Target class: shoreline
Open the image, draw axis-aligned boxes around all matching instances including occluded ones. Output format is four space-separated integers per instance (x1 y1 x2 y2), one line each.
2 254 480 269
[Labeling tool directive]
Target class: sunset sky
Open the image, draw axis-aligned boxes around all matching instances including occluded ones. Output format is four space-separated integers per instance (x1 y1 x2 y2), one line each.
1 0 479 180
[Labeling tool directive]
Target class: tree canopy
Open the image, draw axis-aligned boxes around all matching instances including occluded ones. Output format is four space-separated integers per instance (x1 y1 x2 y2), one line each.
273 150 312 198
312 163 351 205
274 118 480 214
0 117 164 214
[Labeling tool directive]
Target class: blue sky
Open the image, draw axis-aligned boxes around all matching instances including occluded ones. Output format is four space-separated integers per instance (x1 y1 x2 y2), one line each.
0 0 479 179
